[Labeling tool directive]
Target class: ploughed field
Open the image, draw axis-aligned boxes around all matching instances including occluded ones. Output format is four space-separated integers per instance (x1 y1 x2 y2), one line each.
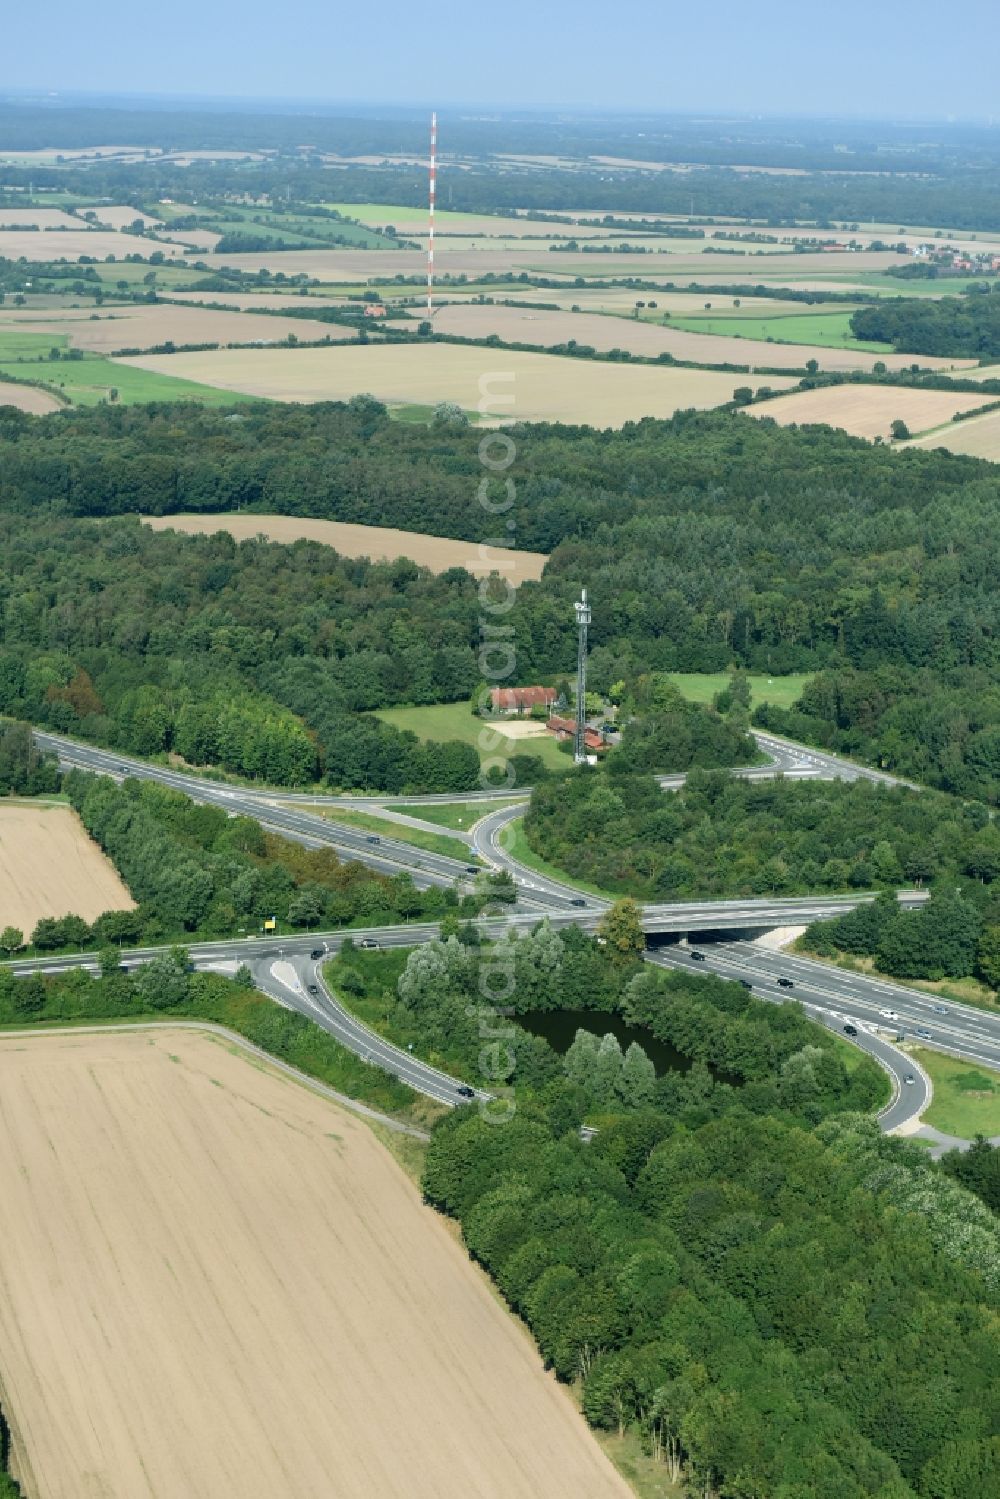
0 1029 629 1499
0 802 135 930
142 512 548 582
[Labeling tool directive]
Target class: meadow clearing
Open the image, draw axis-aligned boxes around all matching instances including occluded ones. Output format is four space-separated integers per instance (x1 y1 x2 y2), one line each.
118 342 798 424
143 513 548 582
376 701 571 772
749 383 989 441
667 671 812 709
0 803 134 930
413 302 965 374
0 380 63 413
0 1029 629 1499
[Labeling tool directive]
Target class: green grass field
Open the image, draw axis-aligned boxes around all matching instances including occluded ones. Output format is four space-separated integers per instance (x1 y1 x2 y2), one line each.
506 817 615 899
667 672 812 710
374 702 571 773
385 798 522 831
328 202 501 229
0 352 256 406
668 310 892 352
91 263 213 288
317 805 474 862
913 1049 1000 1137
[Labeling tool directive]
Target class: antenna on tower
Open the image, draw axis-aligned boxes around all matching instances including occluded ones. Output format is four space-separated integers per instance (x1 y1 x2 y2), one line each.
427 111 437 319
574 588 591 764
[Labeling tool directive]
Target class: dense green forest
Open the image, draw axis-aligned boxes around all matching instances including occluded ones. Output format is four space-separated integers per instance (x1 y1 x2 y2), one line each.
404 920 1000 1495
803 887 999 986
754 664 1000 805
7 399 1000 795
425 1100 1000 1497
851 292 1000 358
524 768 1000 899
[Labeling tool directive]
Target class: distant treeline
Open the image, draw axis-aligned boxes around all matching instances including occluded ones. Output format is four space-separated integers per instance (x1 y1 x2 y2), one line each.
851 292 1000 359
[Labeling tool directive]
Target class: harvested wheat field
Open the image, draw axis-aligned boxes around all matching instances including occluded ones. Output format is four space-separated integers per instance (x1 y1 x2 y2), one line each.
0 302 355 353
749 383 989 441
143 512 548 582
118 343 797 425
413 301 965 374
0 381 62 414
905 405 1000 461
0 1029 629 1499
0 229 186 262
0 803 134 930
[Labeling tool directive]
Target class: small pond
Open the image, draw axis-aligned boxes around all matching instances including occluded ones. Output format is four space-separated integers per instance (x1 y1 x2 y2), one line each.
518 1009 692 1076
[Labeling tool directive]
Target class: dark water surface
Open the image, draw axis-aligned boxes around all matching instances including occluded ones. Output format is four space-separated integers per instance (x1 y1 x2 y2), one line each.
518 1009 691 1075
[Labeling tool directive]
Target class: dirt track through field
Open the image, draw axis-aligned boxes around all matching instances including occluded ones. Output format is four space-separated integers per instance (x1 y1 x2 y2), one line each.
142 512 548 581
0 803 135 929
0 1029 629 1499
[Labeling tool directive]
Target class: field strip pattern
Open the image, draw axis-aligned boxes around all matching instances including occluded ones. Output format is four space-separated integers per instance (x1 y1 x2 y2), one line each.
0 1029 629 1499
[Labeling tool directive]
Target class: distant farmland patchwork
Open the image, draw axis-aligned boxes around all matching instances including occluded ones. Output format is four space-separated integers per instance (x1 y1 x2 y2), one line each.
117 343 799 425
0 1029 629 1499
143 513 548 582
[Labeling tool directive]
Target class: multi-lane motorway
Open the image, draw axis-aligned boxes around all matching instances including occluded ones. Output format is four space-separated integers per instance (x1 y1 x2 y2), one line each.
18 724 984 1137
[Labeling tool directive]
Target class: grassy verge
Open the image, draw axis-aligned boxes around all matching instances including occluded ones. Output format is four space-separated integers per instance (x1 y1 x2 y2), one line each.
508 817 614 899
374 701 571 773
323 947 474 1081
596 1430 684 1499
317 805 474 862
667 671 813 711
912 1048 1000 1137
385 797 524 831
793 942 1000 1015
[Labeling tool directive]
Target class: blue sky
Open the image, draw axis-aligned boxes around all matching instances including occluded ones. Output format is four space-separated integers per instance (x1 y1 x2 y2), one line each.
3 0 997 118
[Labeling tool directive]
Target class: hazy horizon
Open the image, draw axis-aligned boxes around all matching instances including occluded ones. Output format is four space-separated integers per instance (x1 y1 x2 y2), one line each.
2 0 996 121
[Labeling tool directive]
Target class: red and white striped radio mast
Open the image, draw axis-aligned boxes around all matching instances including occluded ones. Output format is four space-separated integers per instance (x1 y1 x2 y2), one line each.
427 110 437 318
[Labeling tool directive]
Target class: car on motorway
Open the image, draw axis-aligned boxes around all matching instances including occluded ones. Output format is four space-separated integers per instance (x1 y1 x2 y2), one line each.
366 835 381 845
904 1074 916 1086
569 897 586 907
310 949 324 960
358 938 380 950
843 1024 858 1037
738 979 753 990
932 1004 948 1014
879 1009 899 1021
689 950 706 961
456 1085 475 1099
308 983 319 994
465 866 480 875
777 977 794 989
915 1027 932 1040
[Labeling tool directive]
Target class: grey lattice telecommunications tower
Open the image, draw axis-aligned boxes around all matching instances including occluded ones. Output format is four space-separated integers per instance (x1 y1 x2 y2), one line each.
574 587 591 763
